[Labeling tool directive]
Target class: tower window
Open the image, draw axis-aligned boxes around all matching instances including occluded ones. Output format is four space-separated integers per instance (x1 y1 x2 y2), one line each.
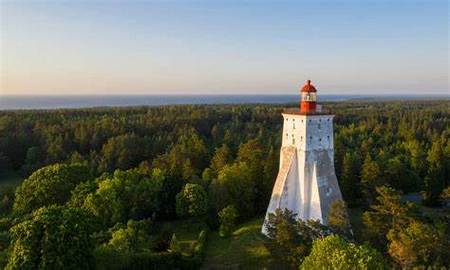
293 123 295 129
310 136 312 140
327 136 330 140
319 138 322 142
300 136 303 141
318 124 321 129
292 138 295 144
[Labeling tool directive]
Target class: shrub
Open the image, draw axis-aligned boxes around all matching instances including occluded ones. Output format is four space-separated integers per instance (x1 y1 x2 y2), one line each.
169 234 181 253
218 205 238 237
95 248 182 270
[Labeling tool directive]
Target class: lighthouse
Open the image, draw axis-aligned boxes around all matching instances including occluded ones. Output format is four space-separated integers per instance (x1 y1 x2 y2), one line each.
262 80 343 235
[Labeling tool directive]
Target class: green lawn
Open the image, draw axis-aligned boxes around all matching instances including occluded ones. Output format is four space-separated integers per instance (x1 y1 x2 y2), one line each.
202 218 280 270
0 171 23 189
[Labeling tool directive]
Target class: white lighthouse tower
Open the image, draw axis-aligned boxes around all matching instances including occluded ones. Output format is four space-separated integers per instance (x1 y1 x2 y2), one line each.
262 80 343 235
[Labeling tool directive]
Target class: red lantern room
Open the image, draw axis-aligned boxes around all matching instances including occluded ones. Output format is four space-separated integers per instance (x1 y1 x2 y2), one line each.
300 80 317 113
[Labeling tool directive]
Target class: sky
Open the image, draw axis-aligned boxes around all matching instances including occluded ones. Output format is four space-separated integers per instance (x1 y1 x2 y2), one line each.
0 0 448 95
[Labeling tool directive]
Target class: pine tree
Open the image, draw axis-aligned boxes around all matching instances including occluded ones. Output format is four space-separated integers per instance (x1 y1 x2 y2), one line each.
340 152 361 206
327 200 352 240
210 144 232 176
422 140 445 206
361 154 383 205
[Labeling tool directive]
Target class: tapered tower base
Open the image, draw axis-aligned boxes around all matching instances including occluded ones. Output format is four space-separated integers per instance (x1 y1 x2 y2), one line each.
262 112 343 235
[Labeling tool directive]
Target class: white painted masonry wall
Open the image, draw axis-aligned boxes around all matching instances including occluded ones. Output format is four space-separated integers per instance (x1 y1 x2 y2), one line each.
262 112 343 234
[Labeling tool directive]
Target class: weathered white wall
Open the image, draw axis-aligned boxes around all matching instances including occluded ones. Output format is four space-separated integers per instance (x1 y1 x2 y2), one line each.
282 113 334 151
262 113 343 234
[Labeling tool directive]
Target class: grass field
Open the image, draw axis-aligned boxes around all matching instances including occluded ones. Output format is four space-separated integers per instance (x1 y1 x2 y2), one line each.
202 218 281 270
201 210 368 269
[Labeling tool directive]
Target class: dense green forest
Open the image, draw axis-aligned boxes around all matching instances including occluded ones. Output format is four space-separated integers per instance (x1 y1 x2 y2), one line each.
0 100 449 269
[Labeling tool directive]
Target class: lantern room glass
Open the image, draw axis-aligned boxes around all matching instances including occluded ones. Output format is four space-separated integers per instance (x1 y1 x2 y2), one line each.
301 92 317 102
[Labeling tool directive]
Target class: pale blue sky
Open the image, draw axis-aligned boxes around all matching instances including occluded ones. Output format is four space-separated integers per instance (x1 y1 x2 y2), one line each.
1 0 448 95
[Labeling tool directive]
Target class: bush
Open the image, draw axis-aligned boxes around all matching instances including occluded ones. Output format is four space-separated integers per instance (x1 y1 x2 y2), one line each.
218 205 238 237
95 228 208 270
95 248 183 270
194 229 207 258
102 219 153 253
169 234 181 253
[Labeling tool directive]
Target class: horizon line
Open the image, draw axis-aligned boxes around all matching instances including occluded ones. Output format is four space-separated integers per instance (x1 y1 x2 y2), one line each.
2 93 449 97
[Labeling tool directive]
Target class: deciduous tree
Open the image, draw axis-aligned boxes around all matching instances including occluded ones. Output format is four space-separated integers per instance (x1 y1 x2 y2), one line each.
300 234 386 270
13 163 91 215
6 206 98 270
175 183 208 218
387 220 449 269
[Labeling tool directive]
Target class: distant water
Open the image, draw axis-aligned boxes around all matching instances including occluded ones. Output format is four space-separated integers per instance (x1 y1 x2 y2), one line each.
0 94 447 110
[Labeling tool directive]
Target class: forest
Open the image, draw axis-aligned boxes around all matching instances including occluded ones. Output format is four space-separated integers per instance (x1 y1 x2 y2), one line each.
0 100 449 269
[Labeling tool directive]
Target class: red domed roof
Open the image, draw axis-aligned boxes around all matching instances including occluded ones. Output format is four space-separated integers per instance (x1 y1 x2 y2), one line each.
300 80 317 92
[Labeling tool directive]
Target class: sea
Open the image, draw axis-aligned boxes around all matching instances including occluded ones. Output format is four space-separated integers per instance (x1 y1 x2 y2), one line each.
0 95 447 110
